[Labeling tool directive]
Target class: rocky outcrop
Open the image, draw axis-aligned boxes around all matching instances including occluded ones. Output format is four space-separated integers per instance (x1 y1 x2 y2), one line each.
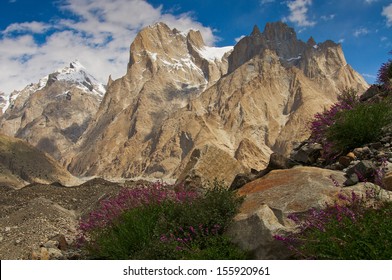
227 166 392 259
0 61 104 161
176 145 245 188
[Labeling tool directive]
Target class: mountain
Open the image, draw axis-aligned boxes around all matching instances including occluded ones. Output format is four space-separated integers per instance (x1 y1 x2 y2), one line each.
0 134 80 189
67 21 368 182
0 61 105 161
0 92 6 116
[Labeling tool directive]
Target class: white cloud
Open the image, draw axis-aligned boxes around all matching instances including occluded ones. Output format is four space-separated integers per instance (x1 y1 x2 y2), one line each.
338 38 345 43
364 0 378 4
2 21 51 35
0 0 218 94
354 27 369 37
382 3 392 26
362 73 376 79
285 0 316 27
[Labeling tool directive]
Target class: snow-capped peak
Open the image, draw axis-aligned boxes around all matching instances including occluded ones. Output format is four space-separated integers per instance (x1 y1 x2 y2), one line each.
1 60 106 113
52 60 106 97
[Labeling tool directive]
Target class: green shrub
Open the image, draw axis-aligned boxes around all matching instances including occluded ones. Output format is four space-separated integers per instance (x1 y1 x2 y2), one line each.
275 190 392 259
326 98 392 152
78 181 246 260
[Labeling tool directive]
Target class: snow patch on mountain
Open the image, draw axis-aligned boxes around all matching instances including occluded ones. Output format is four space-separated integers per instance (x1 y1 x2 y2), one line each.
1 61 106 113
198 46 233 61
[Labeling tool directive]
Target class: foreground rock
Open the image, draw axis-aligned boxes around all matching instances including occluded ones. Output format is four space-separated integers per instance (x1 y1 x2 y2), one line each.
227 166 392 259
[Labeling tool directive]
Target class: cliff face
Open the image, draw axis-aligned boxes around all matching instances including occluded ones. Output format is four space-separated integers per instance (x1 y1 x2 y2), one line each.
65 21 368 179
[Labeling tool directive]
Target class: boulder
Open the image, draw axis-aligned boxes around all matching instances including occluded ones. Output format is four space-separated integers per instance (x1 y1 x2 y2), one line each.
176 145 245 189
227 166 389 259
229 173 254 191
228 165 392 259
267 153 298 170
346 160 376 181
383 171 392 191
290 143 323 165
226 204 292 259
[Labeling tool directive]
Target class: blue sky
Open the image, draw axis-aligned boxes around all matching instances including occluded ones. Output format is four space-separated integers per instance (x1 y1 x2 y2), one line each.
1 0 391 94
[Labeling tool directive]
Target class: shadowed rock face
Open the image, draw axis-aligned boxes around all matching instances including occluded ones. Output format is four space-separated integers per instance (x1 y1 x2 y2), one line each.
66 21 368 180
0 134 80 188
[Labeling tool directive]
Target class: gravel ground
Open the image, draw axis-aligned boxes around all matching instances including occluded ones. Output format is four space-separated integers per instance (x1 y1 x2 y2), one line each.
0 178 131 259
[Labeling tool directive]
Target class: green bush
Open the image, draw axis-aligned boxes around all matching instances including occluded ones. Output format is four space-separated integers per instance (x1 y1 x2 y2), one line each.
79 181 247 260
295 201 392 259
275 190 392 260
326 98 392 152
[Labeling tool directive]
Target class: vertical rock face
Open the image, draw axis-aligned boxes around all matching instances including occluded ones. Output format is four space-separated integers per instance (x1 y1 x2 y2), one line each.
68 22 233 178
0 61 105 161
67 21 368 180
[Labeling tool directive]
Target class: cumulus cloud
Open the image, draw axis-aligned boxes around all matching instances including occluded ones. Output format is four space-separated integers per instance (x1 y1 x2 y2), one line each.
382 3 392 26
285 0 316 27
0 0 217 94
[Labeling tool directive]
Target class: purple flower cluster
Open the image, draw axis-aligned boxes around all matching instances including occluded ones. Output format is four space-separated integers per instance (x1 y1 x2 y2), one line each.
377 51 392 90
160 224 221 252
309 90 359 161
78 181 198 235
274 189 377 257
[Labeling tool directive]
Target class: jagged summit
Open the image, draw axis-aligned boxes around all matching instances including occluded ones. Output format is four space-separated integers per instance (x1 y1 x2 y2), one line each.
47 60 106 98
67 21 368 180
251 25 262 36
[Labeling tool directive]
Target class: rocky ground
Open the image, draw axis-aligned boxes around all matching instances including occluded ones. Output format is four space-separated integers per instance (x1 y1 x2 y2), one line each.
0 178 145 260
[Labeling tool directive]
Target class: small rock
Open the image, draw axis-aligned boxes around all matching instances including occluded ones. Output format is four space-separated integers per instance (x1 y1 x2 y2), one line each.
14 239 22 245
346 160 376 181
382 171 392 191
344 173 359 186
47 248 64 260
338 156 352 168
291 143 322 165
369 142 383 150
346 152 356 160
5 227 11 232
40 247 50 260
44 240 59 249
230 173 253 191
353 147 371 159
267 153 297 170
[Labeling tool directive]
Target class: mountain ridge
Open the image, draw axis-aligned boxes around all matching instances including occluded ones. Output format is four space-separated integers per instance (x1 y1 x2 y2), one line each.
66 21 368 183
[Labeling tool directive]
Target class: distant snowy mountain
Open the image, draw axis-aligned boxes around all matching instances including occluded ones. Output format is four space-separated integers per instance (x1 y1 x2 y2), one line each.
0 61 106 161
2 61 105 113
